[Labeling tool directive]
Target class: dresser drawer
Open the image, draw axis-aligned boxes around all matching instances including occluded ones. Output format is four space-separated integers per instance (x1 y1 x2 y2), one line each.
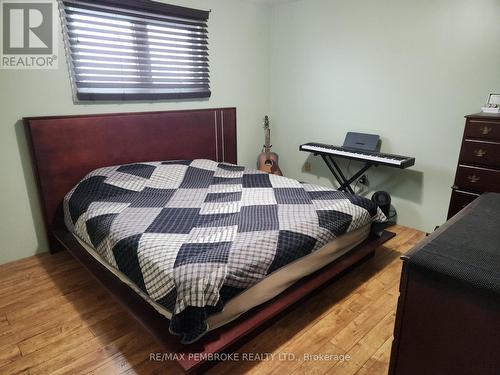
447 189 480 218
460 140 500 167
465 120 500 140
455 165 500 192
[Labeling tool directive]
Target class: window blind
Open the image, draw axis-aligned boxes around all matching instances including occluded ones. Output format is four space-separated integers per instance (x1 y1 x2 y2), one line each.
59 0 210 100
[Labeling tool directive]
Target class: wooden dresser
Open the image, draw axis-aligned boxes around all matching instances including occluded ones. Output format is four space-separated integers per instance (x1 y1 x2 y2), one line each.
448 112 500 218
390 194 500 375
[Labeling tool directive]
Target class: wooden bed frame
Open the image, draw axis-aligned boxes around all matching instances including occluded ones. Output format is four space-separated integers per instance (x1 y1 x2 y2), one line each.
24 107 394 373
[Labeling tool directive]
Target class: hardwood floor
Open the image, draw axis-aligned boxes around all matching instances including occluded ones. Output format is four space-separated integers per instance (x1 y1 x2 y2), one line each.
0 225 425 374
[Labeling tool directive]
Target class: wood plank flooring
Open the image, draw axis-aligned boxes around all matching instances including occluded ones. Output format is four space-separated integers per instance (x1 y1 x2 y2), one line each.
0 225 425 374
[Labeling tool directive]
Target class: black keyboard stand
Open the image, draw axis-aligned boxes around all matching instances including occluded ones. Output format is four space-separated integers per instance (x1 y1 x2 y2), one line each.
320 154 376 194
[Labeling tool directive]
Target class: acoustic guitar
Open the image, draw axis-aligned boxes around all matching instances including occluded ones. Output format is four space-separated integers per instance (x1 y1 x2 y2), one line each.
257 116 283 176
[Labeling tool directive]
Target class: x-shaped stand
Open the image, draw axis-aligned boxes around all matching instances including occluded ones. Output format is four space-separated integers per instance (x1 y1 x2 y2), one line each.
320 154 376 194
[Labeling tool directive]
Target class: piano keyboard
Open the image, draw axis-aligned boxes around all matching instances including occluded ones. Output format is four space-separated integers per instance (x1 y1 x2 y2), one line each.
300 142 415 169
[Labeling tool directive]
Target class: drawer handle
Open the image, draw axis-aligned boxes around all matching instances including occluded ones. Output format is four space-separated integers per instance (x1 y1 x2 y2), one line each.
473 149 487 157
480 125 492 135
467 175 480 183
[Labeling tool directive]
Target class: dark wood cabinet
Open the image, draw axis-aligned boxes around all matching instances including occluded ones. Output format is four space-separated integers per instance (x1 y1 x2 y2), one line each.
390 194 500 375
455 165 500 191
448 189 479 213
448 113 500 219
460 140 500 167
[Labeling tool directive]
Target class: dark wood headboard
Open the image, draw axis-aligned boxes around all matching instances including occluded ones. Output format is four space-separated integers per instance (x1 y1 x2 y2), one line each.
25 107 237 251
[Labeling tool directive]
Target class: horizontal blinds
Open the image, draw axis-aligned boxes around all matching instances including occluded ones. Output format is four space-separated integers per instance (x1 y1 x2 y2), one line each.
60 0 210 100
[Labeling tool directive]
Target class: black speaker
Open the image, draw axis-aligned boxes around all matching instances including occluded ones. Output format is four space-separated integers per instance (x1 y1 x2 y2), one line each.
372 191 391 218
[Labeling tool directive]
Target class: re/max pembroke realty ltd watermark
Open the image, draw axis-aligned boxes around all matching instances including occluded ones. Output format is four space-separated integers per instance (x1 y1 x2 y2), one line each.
1 0 58 69
149 351 352 363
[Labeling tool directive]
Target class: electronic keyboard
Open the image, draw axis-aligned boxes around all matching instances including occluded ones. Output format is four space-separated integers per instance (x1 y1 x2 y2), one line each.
300 142 415 169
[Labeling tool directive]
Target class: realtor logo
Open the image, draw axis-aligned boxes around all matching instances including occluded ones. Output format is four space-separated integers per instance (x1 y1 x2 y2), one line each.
1 0 58 69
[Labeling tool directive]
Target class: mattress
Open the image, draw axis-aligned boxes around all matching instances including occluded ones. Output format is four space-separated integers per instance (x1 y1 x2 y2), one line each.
64 159 386 343
72 223 370 330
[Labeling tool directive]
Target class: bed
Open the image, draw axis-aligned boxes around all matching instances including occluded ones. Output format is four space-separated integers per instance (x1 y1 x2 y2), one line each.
24 107 394 373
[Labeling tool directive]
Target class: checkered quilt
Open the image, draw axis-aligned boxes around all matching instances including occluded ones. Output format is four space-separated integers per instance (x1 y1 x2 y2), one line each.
64 159 386 344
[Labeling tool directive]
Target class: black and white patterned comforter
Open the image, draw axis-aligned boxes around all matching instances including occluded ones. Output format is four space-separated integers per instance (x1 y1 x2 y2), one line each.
64 159 386 344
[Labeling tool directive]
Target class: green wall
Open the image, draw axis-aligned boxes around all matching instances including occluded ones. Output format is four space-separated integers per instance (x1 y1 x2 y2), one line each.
2 0 500 264
0 0 270 264
268 0 500 232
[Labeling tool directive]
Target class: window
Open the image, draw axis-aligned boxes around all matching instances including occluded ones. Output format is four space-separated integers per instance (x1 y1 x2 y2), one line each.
59 0 210 100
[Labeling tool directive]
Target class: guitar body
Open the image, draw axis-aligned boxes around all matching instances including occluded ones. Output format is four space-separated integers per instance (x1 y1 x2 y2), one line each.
257 116 283 176
257 152 283 175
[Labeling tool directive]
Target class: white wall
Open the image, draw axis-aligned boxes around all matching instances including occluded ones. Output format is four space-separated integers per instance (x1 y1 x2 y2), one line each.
268 0 500 232
0 0 270 264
